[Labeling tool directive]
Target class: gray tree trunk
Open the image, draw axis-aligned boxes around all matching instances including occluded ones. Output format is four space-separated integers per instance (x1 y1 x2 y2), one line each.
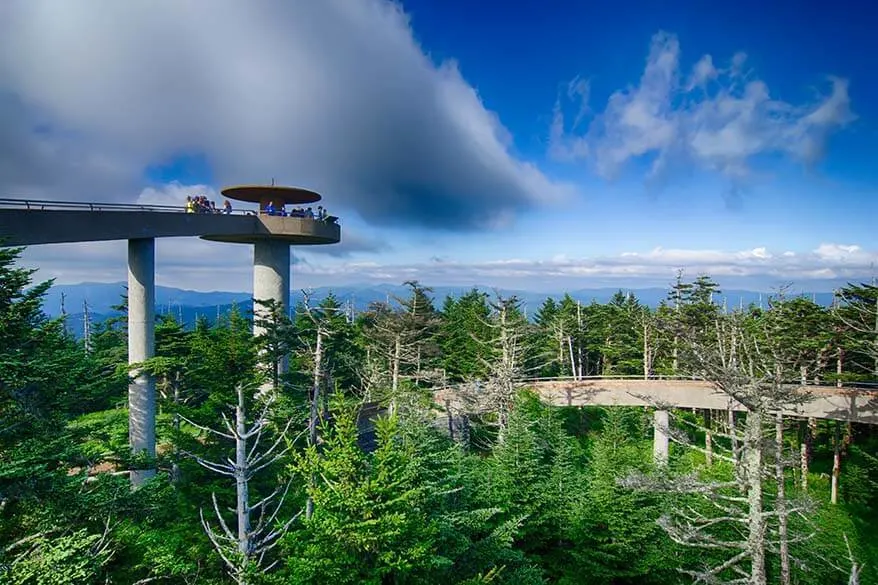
672 339 679 374
306 327 324 520
235 385 252 563
729 407 739 464
832 421 841 505
776 412 791 585
744 410 766 585
704 409 713 466
653 409 669 466
800 418 812 492
171 373 182 483
391 334 401 415
576 301 584 379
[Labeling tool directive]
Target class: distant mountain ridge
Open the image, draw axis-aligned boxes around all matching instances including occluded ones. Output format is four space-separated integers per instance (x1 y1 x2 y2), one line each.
42 281 837 327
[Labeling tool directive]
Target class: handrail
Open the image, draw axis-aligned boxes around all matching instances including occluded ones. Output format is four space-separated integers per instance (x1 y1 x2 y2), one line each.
443 375 878 391
0 198 340 223
513 375 878 388
0 197 253 214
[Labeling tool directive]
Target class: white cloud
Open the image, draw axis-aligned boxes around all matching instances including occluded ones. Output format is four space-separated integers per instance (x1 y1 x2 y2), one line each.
293 242 877 286
687 55 718 90
20 241 876 292
0 0 573 230
551 31 855 182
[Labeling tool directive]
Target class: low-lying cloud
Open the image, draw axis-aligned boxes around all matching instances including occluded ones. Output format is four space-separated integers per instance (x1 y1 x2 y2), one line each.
291 243 878 291
23 242 873 293
0 0 572 230
551 32 854 184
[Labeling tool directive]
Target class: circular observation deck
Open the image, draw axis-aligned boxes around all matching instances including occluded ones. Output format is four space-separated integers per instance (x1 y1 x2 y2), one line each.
202 184 341 245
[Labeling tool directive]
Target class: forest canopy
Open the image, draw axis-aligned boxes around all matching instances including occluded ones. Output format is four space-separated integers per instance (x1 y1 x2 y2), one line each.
1 247 876 584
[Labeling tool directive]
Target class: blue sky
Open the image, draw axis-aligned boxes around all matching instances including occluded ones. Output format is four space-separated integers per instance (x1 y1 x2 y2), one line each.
3 0 876 292
398 0 877 254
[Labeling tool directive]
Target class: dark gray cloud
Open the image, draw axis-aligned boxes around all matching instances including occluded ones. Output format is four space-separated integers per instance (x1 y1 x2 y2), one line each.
0 94 138 201
0 0 573 229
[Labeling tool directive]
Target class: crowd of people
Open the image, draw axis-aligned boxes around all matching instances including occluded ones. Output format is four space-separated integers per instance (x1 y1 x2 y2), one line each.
183 194 338 223
262 201 338 223
185 195 231 214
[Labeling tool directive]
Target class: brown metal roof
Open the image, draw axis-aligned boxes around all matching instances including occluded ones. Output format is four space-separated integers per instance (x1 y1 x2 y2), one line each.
220 185 322 205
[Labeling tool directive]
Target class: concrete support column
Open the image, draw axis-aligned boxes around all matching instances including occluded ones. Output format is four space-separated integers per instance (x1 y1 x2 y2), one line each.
653 409 669 466
253 240 291 378
128 238 156 486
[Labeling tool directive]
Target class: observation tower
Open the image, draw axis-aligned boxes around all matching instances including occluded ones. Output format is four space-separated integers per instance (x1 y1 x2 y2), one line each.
0 184 340 484
207 184 341 362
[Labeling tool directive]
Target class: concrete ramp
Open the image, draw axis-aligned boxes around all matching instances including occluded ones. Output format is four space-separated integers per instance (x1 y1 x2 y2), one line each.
437 378 878 424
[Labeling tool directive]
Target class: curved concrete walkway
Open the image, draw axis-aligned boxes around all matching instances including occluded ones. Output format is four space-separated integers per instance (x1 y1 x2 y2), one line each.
0 202 339 246
0 195 340 485
436 378 878 424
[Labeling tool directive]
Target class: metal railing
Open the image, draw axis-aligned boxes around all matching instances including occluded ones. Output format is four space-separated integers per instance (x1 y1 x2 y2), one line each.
515 375 878 388
519 375 702 382
0 197 255 215
439 375 878 392
0 198 341 223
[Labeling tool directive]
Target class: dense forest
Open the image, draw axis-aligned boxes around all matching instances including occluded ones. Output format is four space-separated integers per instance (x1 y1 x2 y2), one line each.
1 245 876 584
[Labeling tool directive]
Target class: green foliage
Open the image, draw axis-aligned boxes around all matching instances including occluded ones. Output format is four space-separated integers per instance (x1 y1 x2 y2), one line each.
2 245 877 585
285 402 444 583
569 408 677 583
440 290 494 381
1 528 112 584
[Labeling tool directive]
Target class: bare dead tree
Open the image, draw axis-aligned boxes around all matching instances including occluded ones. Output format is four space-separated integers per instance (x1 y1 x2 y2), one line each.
467 293 534 443
546 317 571 378
636 305 660 380
358 341 392 402
545 299 586 380
360 301 412 411
182 385 298 584
295 291 341 520
844 534 863 585
625 311 818 585
359 284 440 413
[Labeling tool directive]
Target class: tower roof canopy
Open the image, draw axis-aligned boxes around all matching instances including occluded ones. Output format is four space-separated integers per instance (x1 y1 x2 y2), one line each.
221 185 322 205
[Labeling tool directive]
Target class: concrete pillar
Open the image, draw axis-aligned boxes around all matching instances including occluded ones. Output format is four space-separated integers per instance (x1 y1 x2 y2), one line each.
253 240 291 378
653 409 669 466
128 238 156 486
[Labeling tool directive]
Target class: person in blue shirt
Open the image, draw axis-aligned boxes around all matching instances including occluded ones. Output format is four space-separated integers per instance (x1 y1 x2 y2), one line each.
264 201 276 216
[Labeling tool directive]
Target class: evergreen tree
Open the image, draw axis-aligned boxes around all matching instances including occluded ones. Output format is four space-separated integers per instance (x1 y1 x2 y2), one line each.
285 402 442 584
837 282 878 380
439 290 493 382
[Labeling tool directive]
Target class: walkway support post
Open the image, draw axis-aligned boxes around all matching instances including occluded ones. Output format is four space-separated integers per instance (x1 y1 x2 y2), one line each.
253 240 291 381
128 238 156 486
653 409 669 466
